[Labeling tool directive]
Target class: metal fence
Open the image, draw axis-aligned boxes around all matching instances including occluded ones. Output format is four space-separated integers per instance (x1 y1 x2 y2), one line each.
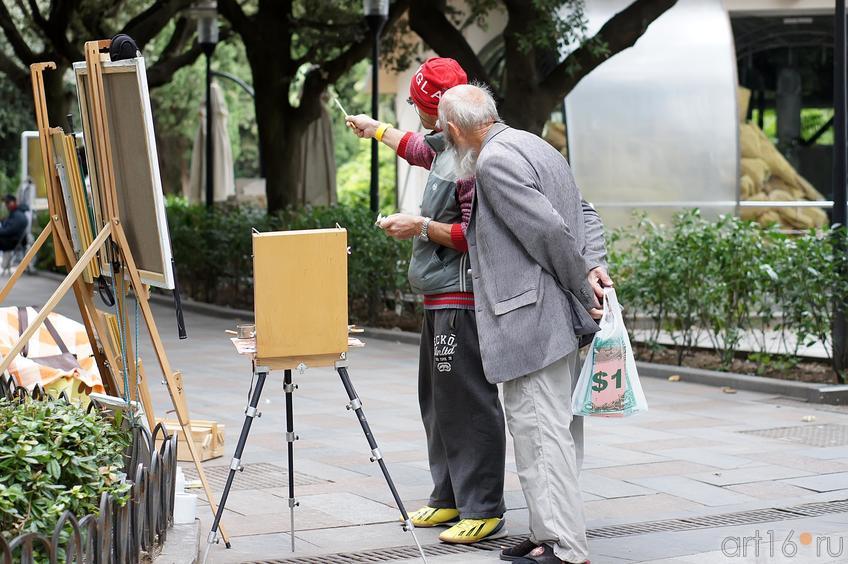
0 377 178 563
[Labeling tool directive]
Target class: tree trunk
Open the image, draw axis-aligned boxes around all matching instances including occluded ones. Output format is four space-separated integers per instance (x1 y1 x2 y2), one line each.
499 93 552 136
253 94 311 213
43 62 72 128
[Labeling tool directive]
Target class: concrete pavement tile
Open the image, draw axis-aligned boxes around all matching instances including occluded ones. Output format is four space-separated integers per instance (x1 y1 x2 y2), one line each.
740 451 848 474
582 455 624 470
688 464 814 486
615 437 725 452
591 461 720 480
586 528 731 562
580 472 655 499
203 532 314 564
281 458 370 481
296 492 403 524
295 521 439 553
588 427 688 445
726 481 816 500
782 472 848 493
796 446 848 460
222 507 346 536
504 471 522 490
583 444 669 466
344 462 438 486
584 493 704 520
654 448 757 469
211 489 295 516
625 476 757 507
504 489 527 509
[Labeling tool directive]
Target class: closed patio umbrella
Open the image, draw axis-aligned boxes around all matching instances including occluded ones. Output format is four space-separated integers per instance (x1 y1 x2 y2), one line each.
187 81 235 203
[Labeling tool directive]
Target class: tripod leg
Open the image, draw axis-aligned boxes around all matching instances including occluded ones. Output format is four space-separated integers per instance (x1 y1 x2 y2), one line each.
202 368 268 563
283 369 299 552
336 365 428 563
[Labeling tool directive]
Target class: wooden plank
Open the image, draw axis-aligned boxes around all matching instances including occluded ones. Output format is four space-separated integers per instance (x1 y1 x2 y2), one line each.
29 62 67 266
84 41 119 223
136 359 156 430
253 228 349 360
50 214 120 396
0 223 111 377
0 222 51 305
256 353 345 371
111 220 229 543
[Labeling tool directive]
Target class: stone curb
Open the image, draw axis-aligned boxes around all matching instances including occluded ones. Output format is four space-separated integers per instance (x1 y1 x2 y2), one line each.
636 361 848 405
153 519 199 564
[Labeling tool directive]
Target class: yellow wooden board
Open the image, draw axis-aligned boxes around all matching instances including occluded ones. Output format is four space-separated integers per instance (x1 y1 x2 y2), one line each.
253 228 348 360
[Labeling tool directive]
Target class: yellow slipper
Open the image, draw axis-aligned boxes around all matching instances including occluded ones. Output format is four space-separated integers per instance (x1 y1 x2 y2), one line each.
406 506 460 528
438 517 507 544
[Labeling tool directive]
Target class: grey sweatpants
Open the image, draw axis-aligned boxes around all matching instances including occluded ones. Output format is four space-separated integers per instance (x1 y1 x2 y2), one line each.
503 351 589 563
419 308 507 519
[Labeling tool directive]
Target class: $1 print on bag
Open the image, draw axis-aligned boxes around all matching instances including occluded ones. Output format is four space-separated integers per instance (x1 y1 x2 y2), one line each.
572 287 648 417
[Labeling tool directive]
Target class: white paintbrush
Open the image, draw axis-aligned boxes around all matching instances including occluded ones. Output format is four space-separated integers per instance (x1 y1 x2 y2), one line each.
333 96 350 118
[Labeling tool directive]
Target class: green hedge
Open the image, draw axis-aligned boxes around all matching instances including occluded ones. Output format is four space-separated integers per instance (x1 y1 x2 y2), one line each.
165 198 413 317
610 210 848 376
33 200 414 322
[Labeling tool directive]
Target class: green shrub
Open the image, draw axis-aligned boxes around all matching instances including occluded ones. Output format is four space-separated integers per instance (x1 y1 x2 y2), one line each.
166 198 412 317
30 199 414 322
0 399 132 539
611 209 848 378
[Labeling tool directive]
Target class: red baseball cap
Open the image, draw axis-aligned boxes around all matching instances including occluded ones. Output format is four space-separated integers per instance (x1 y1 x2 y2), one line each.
409 57 467 116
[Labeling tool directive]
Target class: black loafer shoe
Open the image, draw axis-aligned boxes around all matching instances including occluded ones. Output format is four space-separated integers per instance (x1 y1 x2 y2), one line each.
500 538 539 561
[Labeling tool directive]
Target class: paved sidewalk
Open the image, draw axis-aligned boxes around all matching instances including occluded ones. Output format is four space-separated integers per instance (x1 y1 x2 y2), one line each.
5 274 848 563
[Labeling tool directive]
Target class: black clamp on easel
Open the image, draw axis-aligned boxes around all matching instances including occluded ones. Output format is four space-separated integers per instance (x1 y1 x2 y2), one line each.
201 346 427 563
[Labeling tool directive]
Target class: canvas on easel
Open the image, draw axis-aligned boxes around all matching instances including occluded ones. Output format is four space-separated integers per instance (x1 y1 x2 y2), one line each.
73 57 174 290
253 228 349 366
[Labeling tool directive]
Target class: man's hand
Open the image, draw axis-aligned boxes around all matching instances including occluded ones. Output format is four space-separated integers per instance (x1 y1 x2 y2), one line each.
345 114 380 139
588 266 613 320
378 213 422 240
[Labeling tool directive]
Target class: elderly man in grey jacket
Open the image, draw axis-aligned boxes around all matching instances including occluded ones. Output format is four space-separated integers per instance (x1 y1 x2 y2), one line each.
438 84 603 564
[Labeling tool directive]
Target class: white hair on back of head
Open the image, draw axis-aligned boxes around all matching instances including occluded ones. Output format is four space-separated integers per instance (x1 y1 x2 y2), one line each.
438 83 499 136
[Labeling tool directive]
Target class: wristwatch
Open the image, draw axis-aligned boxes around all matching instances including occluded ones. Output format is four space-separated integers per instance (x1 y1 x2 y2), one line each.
419 217 432 242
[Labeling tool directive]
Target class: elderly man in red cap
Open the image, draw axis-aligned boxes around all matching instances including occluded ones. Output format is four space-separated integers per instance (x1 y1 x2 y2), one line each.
347 57 508 545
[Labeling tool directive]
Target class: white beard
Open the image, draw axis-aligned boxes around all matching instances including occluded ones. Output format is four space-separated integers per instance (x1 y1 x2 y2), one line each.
446 144 478 180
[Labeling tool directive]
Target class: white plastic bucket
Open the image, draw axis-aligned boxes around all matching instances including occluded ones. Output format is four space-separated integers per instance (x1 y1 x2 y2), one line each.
174 492 197 524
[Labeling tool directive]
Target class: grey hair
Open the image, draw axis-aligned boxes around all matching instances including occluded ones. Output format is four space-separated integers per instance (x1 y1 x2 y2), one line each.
438 83 500 135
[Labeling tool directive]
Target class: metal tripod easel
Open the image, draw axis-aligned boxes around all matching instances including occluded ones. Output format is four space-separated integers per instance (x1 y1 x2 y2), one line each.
202 354 427 563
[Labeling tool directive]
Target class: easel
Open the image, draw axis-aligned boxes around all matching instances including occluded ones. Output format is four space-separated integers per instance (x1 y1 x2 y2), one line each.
0 43 230 545
203 228 425 562
202 347 427 563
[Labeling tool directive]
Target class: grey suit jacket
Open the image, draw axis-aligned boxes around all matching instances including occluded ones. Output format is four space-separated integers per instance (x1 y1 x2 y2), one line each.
467 123 602 383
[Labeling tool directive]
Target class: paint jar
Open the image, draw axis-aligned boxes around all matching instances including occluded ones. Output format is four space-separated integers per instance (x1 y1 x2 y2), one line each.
237 323 255 339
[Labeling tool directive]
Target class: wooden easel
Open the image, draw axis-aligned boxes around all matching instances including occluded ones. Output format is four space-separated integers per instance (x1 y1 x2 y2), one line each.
0 45 230 544
203 229 425 561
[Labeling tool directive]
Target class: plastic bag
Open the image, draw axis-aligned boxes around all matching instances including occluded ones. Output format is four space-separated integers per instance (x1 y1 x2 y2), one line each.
572 287 648 417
